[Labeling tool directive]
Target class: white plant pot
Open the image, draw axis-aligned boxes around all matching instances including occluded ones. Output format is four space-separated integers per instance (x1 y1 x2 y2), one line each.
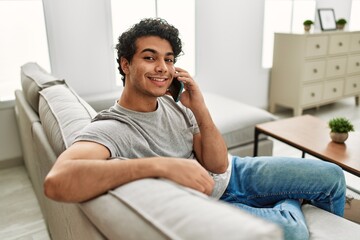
330 132 348 143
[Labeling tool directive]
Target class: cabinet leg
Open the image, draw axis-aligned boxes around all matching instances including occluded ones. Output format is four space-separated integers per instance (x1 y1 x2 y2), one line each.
293 108 302 116
355 96 359 106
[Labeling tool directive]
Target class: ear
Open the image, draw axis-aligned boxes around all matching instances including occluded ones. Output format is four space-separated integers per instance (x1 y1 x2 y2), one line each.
120 57 130 74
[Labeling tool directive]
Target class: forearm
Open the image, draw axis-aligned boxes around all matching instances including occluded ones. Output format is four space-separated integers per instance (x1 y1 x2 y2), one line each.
192 106 228 173
44 157 165 203
44 155 215 202
174 67 228 173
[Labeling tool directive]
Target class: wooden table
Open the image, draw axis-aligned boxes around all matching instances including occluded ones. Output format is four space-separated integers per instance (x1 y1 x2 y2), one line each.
253 115 360 177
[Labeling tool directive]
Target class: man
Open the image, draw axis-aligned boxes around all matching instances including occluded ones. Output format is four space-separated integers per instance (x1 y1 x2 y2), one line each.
45 18 346 240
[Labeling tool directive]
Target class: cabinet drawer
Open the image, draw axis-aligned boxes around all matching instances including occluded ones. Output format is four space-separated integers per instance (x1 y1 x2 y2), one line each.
345 76 360 95
326 57 347 77
329 35 350 54
305 36 328 57
347 55 360 74
350 33 360 52
303 61 325 82
302 84 322 105
323 79 344 100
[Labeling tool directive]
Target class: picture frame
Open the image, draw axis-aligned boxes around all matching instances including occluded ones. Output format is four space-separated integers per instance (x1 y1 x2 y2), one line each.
318 8 337 31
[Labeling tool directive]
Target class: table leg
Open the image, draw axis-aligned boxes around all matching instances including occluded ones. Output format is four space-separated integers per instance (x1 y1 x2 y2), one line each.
302 151 306 158
253 128 260 157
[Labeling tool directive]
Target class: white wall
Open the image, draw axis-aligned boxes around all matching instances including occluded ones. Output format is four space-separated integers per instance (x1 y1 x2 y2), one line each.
195 0 353 108
42 0 120 97
40 0 354 108
41 0 271 108
196 0 269 108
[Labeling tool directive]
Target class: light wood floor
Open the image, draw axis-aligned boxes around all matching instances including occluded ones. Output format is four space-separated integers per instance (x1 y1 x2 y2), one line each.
0 97 359 239
0 166 50 240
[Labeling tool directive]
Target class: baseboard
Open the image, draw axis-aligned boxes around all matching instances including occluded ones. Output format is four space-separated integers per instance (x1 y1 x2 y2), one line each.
0 156 24 170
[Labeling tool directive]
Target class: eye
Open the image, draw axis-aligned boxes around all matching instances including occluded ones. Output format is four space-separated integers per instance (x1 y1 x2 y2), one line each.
144 56 155 61
165 58 174 63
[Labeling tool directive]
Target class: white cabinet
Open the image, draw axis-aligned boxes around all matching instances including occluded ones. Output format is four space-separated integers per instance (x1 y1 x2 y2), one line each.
270 31 360 116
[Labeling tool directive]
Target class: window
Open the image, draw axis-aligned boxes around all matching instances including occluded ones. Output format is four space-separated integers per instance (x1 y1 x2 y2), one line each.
0 0 50 101
110 0 195 85
350 0 360 30
262 0 316 68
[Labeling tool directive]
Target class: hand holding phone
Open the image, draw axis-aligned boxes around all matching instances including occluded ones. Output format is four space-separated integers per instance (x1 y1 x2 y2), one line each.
168 78 184 102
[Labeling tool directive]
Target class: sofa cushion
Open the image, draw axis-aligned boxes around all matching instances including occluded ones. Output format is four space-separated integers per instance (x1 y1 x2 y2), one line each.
81 177 282 240
21 62 65 113
302 204 360 239
39 84 97 156
204 92 276 148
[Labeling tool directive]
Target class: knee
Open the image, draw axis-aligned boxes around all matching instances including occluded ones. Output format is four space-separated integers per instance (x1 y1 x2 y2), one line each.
330 163 345 179
281 214 309 240
327 164 347 215
274 201 309 240
325 163 346 191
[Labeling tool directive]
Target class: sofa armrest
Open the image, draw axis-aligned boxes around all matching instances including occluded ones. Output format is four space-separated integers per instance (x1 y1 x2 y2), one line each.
80 178 283 240
302 204 360 239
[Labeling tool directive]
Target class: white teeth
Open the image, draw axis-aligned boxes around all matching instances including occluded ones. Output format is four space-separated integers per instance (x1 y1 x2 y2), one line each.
150 77 166 82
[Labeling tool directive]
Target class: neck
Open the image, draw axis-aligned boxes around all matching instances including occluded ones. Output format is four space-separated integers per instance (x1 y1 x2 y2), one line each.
118 89 158 112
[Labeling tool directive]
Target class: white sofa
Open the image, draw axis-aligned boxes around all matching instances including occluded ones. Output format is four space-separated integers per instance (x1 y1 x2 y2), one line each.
15 62 360 239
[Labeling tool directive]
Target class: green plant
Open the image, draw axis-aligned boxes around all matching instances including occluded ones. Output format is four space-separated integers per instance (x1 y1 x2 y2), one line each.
336 18 347 25
328 117 354 133
303 20 314 26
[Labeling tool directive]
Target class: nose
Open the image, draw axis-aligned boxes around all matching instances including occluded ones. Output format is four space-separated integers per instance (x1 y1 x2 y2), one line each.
155 59 167 73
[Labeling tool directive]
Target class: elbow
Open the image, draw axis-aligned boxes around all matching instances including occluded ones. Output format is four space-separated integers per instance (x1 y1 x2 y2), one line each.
202 153 229 174
212 153 229 174
213 164 228 174
220 162 229 173
44 173 67 202
44 171 89 203
208 161 229 174
43 174 59 200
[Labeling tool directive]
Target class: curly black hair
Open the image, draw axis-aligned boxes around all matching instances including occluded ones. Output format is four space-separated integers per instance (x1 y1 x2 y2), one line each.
115 18 183 86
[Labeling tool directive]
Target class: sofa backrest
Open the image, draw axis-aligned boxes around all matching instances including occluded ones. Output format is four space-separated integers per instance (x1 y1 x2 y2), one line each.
21 62 65 113
21 62 97 156
18 62 104 239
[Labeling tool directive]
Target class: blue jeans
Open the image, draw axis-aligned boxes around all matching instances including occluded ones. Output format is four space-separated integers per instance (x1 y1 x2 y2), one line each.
220 156 346 240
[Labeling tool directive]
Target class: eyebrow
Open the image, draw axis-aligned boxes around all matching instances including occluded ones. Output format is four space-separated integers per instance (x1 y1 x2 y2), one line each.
141 48 174 57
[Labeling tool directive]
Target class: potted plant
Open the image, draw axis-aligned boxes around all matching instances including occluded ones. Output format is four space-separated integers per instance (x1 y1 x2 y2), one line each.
303 20 314 32
328 117 355 143
336 18 347 30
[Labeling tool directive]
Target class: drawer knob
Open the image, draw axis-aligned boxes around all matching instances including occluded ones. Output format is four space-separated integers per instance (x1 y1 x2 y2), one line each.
335 65 340 70
313 68 318 73
333 88 337 93
338 42 343 47
315 44 320 49
356 62 360 67
311 92 316 97
354 83 358 88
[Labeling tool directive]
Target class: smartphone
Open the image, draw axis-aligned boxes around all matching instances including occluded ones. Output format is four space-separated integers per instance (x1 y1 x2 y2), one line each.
168 78 184 102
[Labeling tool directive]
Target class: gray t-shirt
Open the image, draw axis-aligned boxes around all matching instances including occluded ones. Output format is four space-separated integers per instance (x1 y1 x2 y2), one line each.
75 95 231 199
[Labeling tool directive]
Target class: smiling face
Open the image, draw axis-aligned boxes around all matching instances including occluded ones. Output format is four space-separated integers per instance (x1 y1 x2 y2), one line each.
120 36 176 105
